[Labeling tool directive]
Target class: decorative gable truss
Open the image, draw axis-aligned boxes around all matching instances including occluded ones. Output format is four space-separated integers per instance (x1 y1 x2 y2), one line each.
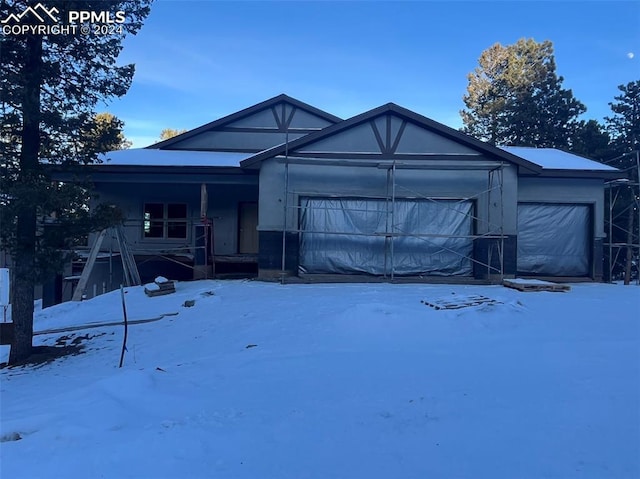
148 94 342 153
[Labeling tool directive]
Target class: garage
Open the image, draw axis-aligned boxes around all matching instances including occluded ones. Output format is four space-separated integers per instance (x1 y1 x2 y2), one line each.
299 197 474 276
517 203 591 276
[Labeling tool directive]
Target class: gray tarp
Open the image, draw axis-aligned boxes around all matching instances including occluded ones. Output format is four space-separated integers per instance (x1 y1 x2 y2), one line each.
517 203 590 276
299 197 473 276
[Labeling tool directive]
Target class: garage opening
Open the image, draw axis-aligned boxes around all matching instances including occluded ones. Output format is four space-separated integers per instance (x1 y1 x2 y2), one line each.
517 203 591 276
299 197 474 276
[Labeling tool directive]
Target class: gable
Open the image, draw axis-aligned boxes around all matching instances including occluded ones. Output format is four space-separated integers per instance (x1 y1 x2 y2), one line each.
295 113 479 155
165 130 309 152
149 94 341 152
225 103 335 131
241 103 543 173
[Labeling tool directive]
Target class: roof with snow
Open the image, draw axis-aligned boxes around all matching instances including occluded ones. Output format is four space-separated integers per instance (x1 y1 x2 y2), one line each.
100 149 252 168
500 146 617 172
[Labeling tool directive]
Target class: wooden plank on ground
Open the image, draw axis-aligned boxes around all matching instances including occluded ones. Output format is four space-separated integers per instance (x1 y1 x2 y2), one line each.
503 279 570 292
421 294 501 310
144 280 176 297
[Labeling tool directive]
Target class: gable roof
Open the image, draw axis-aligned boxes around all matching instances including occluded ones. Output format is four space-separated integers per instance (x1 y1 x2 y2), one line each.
147 94 343 150
239 103 543 173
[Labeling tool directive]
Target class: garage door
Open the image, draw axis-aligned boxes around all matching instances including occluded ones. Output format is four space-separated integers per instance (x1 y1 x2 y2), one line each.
299 197 473 276
517 203 591 276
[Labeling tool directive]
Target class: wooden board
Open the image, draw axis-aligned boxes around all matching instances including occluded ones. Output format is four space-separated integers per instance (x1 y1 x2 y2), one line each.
503 279 570 292
144 280 176 297
421 294 501 310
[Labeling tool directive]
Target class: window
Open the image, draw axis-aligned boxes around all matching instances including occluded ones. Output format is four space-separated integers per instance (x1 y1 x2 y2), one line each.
143 203 188 239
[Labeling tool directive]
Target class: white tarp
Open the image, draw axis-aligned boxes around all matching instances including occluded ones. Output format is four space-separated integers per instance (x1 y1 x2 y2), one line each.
299 198 473 276
517 203 590 276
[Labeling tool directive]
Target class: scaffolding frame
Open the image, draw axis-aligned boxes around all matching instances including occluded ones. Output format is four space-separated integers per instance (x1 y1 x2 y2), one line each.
604 150 640 284
279 157 508 281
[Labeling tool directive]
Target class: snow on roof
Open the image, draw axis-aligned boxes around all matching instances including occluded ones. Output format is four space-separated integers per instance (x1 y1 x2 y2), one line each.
99 149 252 167
500 146 618 171
98 146 618 172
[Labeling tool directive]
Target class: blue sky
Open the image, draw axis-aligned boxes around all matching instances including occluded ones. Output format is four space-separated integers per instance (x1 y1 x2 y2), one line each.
105 1 640 148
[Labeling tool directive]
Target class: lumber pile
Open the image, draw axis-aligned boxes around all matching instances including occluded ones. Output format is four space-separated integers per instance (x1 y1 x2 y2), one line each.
503 278 570 292
144 276 176 297
421 294 501 310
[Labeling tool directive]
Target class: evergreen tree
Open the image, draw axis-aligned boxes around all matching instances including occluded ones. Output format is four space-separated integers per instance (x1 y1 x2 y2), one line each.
570 119 612 161
604 80 640 283
0 0 152 363
606 80 640 168
461 38 585 147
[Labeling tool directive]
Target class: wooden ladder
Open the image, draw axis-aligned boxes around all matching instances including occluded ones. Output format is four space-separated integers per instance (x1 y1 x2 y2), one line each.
71 226 141 301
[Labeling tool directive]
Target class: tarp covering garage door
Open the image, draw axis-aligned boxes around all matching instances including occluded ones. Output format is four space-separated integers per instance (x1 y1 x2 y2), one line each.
517 203 590 276
299 197 473 276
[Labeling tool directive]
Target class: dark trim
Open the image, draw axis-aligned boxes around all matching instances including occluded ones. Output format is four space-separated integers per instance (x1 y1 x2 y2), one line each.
52 166 260 185
271 106 283 130
473 235 517 279
82 165 256 175
285 106 296 129
370 121 385 154
593 238 604 282
240 103 543 173
162 147 265 153
258 231 299 273
522 169 626 180
147 94 342 150
215 127 321 134
385 115 392 154
390 120 407 154
276 152 486 161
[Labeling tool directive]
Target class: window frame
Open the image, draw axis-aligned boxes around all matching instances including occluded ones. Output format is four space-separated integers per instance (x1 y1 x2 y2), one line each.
143 202 189 241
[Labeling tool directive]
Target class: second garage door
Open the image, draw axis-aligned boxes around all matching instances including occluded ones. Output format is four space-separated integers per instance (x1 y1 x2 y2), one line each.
299 197 474 276
517 203 591 276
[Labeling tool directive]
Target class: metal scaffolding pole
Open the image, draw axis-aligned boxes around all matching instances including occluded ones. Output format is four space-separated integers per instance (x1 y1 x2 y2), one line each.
280 129 290 283
284 157 508 280
390 161 396 280
604 150 640 284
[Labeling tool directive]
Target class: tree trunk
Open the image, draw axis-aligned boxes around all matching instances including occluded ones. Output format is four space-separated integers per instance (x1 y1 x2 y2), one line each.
9 34 43 364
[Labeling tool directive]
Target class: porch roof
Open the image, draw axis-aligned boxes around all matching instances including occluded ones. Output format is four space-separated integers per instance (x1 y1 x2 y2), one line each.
500 147 618 172
100 149 253 167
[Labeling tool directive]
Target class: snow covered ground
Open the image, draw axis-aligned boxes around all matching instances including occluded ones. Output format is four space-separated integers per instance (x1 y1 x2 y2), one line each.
1 280 639 478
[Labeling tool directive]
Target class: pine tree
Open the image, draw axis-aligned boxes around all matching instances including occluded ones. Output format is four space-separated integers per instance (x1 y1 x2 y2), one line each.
570 119 612 161
461 38 586 147
605 80 640 283
0 0 152 363
606 80 640 168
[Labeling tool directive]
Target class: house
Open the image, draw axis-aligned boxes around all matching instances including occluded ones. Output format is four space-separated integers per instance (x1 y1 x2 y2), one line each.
57 94 622 300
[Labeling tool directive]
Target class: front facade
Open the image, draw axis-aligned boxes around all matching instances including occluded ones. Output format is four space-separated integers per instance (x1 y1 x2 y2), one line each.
64 94 620 299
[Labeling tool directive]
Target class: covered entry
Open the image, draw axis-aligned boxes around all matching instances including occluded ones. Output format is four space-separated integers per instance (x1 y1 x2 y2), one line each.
517 203 591 276
299 197 474 276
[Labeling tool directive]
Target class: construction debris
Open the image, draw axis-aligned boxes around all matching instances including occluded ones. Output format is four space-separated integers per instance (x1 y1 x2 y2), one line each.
503 278 570 293
144 277 176 297
421 294 501 310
